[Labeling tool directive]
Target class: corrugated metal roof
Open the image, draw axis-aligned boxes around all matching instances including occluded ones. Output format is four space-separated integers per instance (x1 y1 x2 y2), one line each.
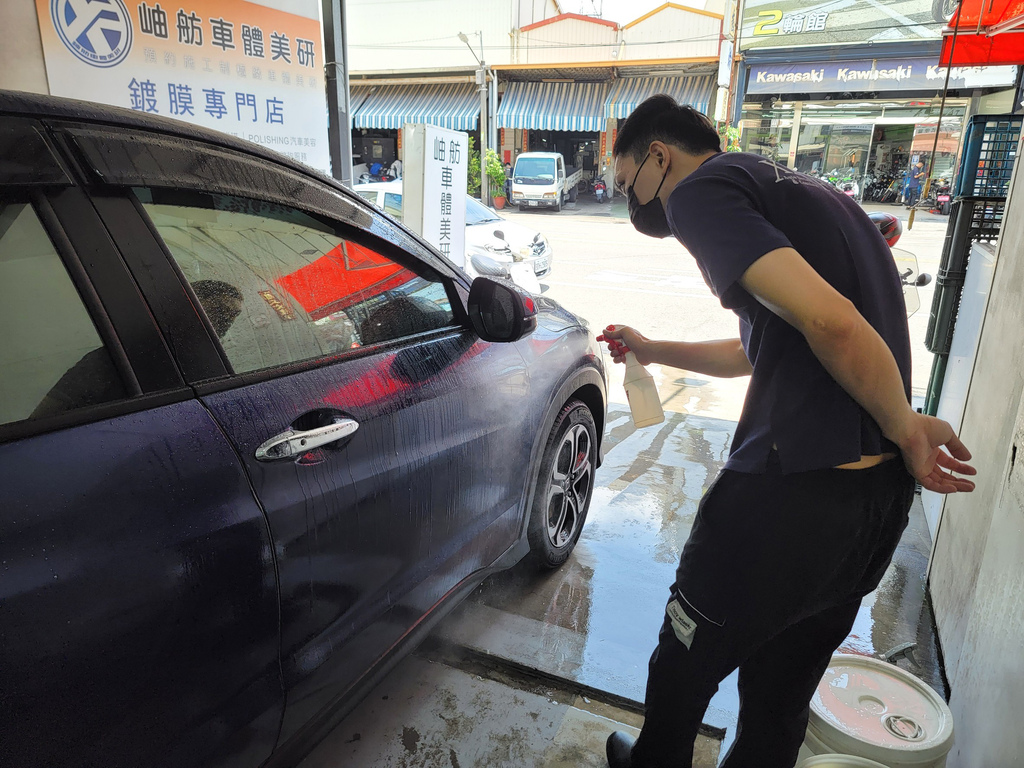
352 83 480 131
497 81 610 132
604 75 716 118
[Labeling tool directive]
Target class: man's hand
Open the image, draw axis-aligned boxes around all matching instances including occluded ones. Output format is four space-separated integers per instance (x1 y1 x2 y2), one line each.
597 325 654 365
896 412 976 494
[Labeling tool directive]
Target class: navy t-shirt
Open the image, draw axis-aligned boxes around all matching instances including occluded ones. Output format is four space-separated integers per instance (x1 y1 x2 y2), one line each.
665 152 911 474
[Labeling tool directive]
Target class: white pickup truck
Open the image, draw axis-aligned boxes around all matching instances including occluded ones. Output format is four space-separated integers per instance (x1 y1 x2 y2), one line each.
510 152 582 212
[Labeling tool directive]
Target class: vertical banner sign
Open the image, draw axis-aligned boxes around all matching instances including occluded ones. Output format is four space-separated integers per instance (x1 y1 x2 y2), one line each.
37 0 330 173
522 129 529 152
422 126 468 269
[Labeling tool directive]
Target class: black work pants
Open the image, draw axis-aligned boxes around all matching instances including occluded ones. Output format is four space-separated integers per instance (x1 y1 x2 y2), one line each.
631 457 915 768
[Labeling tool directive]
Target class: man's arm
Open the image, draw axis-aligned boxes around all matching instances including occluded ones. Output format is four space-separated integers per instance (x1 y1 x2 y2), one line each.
598 328 752 378
739 246 975 493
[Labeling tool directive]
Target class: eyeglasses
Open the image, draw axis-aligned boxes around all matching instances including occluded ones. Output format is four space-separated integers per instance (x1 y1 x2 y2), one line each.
616 153 651 198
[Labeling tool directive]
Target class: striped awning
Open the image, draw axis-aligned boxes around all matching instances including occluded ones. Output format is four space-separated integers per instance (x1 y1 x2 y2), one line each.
352 83 480 131
605 76 716 120
497 81 610 132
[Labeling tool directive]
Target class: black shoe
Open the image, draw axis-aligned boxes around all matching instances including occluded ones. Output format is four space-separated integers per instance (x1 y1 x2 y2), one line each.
606 731 636 768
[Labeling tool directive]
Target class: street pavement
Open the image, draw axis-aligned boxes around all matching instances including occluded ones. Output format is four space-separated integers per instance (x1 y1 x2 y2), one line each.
300 192 951 767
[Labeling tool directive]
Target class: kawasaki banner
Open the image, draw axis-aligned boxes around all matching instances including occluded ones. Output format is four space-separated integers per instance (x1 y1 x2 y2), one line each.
747 58 1018 95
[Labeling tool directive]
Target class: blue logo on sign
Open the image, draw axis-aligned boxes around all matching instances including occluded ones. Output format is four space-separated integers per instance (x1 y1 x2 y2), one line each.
51 0 133 68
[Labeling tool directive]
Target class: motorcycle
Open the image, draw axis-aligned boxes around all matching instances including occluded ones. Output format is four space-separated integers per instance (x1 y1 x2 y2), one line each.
934 179 952 215
932 0 957 23
357 161 393 184
593 178 607 204
869 211 932 318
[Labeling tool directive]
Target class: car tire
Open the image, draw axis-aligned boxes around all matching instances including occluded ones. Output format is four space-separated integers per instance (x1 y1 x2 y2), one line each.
526 399 597 569
569 186 578 203
553 193 562 213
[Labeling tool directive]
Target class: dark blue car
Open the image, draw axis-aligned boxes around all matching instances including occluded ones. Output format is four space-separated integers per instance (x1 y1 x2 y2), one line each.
0 91 606 768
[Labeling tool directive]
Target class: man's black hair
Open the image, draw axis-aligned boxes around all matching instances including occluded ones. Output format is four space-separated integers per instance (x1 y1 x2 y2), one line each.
192 279 244 304
613 94 722 162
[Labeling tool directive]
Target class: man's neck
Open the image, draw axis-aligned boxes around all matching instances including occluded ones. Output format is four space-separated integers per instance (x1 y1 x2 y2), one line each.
659 149 719 205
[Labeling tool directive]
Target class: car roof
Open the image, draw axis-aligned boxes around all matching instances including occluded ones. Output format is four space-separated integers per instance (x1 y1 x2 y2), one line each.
0 89 353 199
515 152 561 159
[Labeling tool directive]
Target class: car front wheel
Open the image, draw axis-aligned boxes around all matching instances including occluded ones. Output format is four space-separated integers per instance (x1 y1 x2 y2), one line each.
527 399 596 569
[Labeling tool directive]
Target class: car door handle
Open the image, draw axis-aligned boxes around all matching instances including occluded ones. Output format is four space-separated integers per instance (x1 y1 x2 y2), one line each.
255 418 359 462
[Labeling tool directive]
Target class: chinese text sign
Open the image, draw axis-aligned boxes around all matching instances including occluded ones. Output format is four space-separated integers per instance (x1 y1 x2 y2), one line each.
37 0 330 173
422 126 467 269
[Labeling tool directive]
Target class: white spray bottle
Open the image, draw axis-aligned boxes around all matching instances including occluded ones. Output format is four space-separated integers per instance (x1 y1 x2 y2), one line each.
612 326 665 428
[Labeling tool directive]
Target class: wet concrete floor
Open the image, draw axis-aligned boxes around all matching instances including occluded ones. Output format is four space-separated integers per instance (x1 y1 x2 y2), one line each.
304 403 945 766
300 649 720 768
435 404 946 758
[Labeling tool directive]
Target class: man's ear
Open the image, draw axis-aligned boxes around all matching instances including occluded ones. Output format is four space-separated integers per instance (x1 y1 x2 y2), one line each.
649 140 671 169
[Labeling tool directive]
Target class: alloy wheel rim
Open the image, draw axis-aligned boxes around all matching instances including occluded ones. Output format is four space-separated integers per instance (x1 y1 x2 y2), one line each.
546 423 593 548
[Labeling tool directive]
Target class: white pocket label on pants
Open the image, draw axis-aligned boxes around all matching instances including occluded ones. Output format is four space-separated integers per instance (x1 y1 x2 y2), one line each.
667 599 698 649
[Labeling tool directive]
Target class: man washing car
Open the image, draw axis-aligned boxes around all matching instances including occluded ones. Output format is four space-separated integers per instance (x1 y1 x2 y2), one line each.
598 95 976 768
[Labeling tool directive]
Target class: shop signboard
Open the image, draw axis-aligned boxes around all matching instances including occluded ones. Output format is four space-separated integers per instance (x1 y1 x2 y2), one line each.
422 126 468 268
747 57 1018 95
36 0 330 173
740 0 946 50
400 124 468 269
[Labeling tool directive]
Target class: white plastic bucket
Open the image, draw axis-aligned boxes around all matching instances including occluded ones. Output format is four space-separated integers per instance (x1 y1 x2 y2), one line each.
798 755 892 768
801 654 954 768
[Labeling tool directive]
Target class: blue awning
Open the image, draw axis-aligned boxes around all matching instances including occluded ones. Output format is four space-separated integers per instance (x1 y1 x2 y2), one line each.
352 83 480 131
605 76 716 119
497 81 610 132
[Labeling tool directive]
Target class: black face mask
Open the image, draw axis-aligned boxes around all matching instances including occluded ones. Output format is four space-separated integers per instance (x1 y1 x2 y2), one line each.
627 152 672 239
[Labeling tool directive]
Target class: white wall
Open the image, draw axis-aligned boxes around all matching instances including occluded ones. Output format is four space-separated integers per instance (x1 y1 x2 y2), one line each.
348 0 557 73
622 6 722 61
515 16 619 65
928 134 1024 764
0 2 49 94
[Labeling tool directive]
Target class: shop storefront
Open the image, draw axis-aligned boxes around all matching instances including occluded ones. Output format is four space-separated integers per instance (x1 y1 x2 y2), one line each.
738 55 1017 202
496 80 609 188
349 81 482 177
497 75 716 194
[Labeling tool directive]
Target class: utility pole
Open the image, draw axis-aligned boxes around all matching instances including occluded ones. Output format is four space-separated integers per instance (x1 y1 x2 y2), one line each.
460 31 488 203
323 0 353 186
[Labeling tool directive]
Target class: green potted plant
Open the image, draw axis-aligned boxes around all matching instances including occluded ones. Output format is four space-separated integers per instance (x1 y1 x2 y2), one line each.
484 148 508 209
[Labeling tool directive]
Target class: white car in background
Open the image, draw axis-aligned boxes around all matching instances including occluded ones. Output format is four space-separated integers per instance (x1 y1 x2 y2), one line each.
353 180 553 292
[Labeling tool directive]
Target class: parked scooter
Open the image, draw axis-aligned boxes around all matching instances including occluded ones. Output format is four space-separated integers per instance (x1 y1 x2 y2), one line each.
357 161 393 184
932 179 952 215
869 211 932 318
593 178 607 204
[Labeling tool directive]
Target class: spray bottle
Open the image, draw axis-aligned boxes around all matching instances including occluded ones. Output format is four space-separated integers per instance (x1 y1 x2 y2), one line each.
610 326 665 428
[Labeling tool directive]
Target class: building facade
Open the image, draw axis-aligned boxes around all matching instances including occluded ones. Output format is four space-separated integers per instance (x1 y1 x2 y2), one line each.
347 1 728 195
733 0 1018 203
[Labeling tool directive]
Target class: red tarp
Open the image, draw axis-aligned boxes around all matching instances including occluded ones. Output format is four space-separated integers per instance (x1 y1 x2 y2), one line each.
941 0 1024 66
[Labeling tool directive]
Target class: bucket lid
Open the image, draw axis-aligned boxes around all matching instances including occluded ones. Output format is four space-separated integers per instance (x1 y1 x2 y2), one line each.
808 654 954 763
798 755 891 768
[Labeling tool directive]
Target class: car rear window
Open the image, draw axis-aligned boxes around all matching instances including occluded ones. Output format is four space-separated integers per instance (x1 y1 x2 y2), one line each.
0 202 126 425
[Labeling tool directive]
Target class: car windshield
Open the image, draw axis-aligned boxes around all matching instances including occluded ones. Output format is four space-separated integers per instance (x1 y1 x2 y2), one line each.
514 158 556 182
465 196 501 225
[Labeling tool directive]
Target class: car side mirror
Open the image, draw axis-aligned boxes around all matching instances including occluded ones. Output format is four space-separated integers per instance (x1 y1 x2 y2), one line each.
467 277 537 343
493 229 505 240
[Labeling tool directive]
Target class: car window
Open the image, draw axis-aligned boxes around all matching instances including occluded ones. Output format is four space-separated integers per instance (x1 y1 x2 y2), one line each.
465 196 500 225
514 158 556 181
383 192 403 218
135 190 456 375
0 202 126 425
355 190 378 205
